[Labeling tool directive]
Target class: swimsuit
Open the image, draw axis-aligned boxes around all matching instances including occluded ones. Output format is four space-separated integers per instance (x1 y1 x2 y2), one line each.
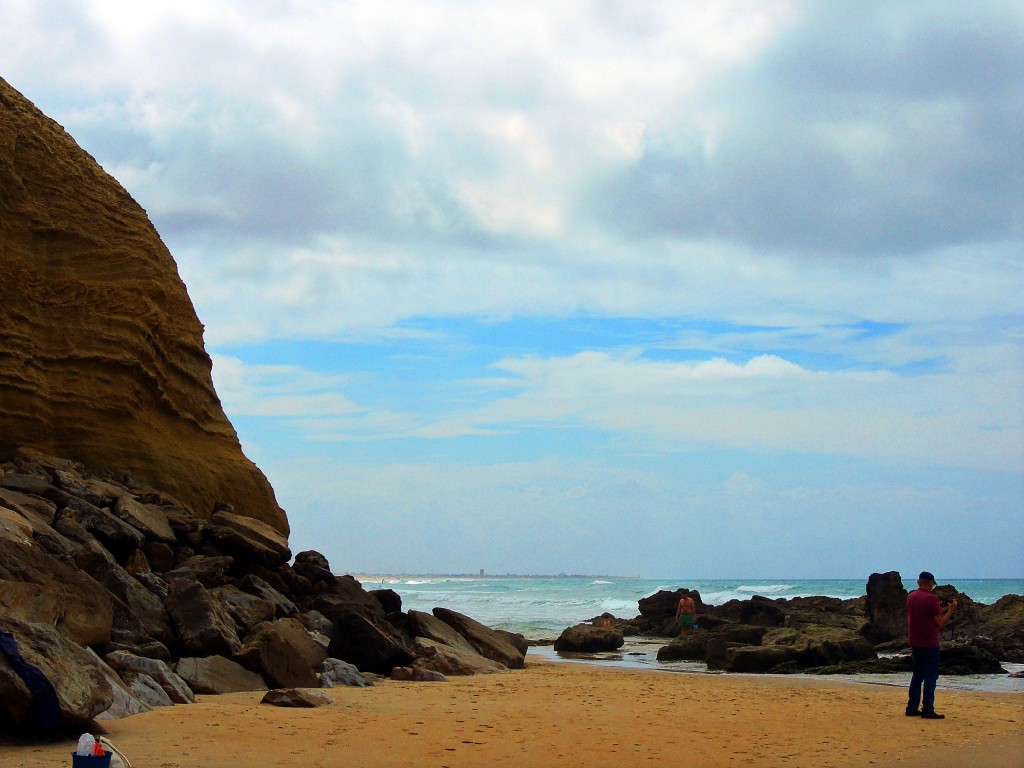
677 613 694 627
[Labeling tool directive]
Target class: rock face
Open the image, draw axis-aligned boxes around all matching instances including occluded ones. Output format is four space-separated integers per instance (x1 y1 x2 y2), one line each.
0 76 286 534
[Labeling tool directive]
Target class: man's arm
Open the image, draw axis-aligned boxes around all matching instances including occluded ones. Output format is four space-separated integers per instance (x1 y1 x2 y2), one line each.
932 599 958 629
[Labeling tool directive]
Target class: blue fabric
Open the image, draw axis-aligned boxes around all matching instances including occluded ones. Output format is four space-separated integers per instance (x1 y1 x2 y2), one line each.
0 630 61 729
908 646 941 713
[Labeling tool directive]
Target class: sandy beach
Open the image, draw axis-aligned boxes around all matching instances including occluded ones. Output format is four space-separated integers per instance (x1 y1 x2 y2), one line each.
5 656 1021 768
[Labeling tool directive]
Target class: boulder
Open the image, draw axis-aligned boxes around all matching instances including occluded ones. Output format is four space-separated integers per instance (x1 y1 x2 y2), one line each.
554 624 625 653
210 585 276 636
391 666 447 682
761 627 877 668
88 649 153 721
112 496 176 543
71 539 175 647
0 539 114 647
864 571 908 643
261 688 333 708
233 618 327 689
50 491 146 558
165 555 234 587
311 575 385 621
238 573 297 618
413 638 510 676
407 610 477 654
329 609 415 675
205 510 291 568
432 607 526 669
371 588 403 614
725 644 795 673
125 673 175 708
176 655 268 694
165 578 241 657
317 658 373 688
104 650 195 704
292 550 334 583
0 617 113 728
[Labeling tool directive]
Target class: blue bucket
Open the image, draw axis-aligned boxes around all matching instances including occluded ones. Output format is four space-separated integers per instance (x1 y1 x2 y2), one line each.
71 751 112 768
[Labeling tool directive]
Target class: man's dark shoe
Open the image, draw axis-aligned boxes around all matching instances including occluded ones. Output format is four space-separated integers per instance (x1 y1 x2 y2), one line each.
905 709 921 716
920 711 945 719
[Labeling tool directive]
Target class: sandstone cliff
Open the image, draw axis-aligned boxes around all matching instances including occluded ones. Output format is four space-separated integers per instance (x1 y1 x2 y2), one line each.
0 76 287 534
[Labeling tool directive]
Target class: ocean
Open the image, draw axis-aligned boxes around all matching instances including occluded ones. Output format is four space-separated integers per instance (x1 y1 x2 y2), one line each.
370 576 1024 641
367 575 1024 692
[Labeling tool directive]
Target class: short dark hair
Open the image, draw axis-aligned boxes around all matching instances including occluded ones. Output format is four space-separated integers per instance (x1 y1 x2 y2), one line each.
918 571 935 582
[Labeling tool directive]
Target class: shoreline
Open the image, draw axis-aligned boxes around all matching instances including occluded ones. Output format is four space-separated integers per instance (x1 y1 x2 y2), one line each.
4 656 1020 768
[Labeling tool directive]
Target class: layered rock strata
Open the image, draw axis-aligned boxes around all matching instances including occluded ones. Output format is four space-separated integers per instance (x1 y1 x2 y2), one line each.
0 76 285 532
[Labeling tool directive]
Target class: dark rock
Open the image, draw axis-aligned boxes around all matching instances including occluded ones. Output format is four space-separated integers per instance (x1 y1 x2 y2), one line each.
295 610 334 639
210 585 276 635
371 588 402 614
554 624 625 653
233 617 327 689
165 554 234 588
99 629 172 663
433 607 526 669
72 538 176 647
165 578 241 657
292 550 334 583
864 571 908 643
329 609 415 675
176 655 268 694
205 510 291 568
0 616 113 728
725 644 795 673
407 610 476 653
261 688 333 708
238 573 297 618
761 627 877 668
50 491 146 558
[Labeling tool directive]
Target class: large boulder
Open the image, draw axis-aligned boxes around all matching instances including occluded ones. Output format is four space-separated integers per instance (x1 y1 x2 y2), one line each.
210 585 276 636
0 78 287 534
553 624 625 653
329 609 415 675
0 538 114 647
432 607 526 669
176 655 268 694
205 509 291 569
407 610 477 653
864 571 908 643
0 617 113 728
238 573 297 618
233 618 327 689
317 658 374 688
165 578 241 657
413 638 511 676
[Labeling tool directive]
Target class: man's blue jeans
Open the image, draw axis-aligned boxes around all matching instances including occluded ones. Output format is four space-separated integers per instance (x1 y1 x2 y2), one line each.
908 646 941 713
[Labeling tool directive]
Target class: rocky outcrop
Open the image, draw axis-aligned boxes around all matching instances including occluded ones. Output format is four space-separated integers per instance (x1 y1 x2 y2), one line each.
864 571 908 643
553 624 625 653
0 76 286 533
432 608 527 670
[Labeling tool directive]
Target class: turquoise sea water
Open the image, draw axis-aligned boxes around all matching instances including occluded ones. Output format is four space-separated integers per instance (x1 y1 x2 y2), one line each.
372 576 1023 641
372 575 1024 692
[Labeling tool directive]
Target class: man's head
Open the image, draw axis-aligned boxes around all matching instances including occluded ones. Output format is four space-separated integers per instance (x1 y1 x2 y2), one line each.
917 571 936 590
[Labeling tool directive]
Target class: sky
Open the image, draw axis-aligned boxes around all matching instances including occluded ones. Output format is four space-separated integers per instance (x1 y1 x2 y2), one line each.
2 0 1022 579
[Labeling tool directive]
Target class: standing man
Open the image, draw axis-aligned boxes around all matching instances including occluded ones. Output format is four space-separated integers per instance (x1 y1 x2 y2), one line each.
675 591 698 637
906 571 957 719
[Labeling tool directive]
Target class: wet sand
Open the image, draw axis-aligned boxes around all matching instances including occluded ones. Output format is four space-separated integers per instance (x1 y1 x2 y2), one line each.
5 657 1021 768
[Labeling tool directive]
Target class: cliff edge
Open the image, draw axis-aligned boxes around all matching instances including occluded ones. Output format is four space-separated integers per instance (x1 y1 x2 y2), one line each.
0 76 287 534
